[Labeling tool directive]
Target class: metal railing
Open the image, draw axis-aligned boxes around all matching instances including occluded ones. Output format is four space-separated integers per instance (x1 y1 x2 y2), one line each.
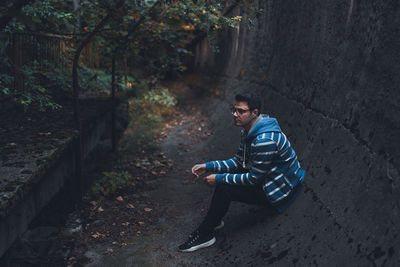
1 32 101 95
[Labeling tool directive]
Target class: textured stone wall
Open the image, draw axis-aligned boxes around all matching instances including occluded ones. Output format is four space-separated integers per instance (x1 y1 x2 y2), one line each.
0 112 110 257
194 1 400 265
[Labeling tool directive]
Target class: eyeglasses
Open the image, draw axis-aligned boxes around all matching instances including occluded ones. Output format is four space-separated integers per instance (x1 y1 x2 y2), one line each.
231 107 251 115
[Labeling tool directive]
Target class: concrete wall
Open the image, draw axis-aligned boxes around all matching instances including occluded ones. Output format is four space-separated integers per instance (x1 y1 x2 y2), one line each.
0 112 110 257
194 1 400 265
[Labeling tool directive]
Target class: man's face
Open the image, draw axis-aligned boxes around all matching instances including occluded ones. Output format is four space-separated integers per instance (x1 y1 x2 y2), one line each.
232 101 258 128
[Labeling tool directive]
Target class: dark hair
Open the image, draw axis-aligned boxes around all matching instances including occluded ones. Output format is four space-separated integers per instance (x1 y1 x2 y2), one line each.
235 92 262 114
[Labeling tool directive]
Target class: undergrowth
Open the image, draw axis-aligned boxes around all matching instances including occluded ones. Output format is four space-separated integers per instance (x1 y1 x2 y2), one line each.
120 82 177 152
90 80 177 198
91 171 133 197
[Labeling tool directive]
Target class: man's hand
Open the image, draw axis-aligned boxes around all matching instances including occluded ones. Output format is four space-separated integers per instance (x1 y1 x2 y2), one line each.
204 174 216 187
192 163 206 178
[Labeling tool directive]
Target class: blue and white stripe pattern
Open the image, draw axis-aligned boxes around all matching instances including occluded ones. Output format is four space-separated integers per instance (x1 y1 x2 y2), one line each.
205 115 305 205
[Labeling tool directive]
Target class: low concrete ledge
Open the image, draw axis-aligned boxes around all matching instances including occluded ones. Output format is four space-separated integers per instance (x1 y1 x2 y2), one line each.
0 100 112 257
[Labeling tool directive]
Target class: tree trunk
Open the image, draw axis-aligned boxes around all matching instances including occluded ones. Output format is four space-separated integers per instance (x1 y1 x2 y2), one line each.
124 54 128 89
73 0 80 33
72 52 83 194
72 0 125 121
71 0 124 193
111 55 116 152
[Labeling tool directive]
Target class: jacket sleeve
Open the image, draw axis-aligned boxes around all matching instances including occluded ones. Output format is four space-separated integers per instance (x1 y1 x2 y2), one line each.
205 144 245 173
215 136 277 185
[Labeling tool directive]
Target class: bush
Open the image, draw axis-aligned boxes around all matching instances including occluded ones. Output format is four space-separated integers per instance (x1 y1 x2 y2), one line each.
91 171 133 198
120 85 177 151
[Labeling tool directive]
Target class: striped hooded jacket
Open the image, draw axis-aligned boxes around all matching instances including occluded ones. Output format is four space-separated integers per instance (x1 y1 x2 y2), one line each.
205 114 305 211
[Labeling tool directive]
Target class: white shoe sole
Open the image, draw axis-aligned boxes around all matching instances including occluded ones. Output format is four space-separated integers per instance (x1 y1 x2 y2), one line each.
179 237 216 252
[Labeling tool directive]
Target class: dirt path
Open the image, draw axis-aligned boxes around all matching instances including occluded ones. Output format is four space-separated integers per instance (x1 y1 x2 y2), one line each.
81 91 353 267
84 100 230 266
82 95 304 267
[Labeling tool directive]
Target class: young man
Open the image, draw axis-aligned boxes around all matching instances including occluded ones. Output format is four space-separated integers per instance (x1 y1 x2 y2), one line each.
178 93 305 252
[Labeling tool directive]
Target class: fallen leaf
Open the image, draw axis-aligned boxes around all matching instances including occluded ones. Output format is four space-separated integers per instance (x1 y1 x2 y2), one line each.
116 196 124 202
122 222 130 226
97 206 104 212
126 204 135 209
144 208 152 212
91 232 104 238
138 221 145 225
90 201 97 206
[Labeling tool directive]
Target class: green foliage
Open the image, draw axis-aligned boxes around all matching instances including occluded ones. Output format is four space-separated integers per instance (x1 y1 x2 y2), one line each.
119 76 136 91
0 44 14 98
43 62 72 93
124 0 243 78
120 84 177 151
20 62 62 111
4 0 74 33
239 1 264 29
143 87 177 107
91 171 133 198
79 65 111 91
1 0 256 110
0 59 62 111
0 73 13 96
79 65 137 93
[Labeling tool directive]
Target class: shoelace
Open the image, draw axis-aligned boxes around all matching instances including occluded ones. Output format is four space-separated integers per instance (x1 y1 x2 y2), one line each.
188 235 199 245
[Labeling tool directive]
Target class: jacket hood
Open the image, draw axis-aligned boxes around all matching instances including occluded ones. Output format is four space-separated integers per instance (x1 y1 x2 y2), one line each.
246 114 282 141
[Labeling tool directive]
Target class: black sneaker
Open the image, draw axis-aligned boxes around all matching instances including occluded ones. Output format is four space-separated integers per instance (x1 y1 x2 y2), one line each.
178 230 216 252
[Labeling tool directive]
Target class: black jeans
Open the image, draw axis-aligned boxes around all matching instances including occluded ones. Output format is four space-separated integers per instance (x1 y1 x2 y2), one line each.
198 184 278 235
